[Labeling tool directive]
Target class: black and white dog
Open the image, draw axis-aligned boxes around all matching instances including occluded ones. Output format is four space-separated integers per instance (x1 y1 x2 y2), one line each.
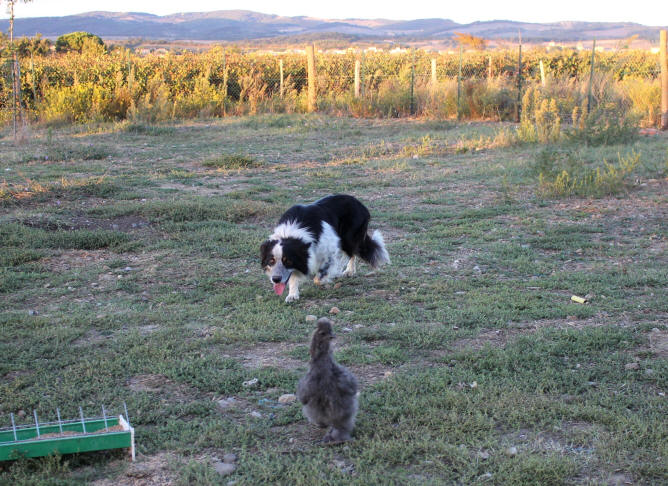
260 194 390 302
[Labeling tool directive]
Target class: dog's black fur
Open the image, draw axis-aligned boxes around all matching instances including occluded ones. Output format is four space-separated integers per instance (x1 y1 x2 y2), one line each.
260 194 390 302
277 195 382 266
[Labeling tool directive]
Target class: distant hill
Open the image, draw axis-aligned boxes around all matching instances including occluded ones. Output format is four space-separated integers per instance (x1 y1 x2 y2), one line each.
1 10 665 43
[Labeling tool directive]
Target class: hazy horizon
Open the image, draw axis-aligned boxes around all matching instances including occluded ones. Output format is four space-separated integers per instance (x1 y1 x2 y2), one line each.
1 1 665 27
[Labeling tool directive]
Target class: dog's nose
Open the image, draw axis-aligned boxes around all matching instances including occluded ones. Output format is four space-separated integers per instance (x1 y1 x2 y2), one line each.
271 275 282 283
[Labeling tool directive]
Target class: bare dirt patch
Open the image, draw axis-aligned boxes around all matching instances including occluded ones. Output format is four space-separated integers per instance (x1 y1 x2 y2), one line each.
42 250 154 274
2 369 33 382
223 342 304 370
21 215 150 232
268 422 328 451
92 452 177 486
126 374 199 403
500 423 596 458
648 328 668 358
73 329 112 347
605 472 635 486
158 181 238 196
349 363 394 388
448 317 615 351
40 249 115 272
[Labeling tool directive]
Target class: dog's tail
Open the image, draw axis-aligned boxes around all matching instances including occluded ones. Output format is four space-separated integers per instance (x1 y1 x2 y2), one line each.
359 230 390 268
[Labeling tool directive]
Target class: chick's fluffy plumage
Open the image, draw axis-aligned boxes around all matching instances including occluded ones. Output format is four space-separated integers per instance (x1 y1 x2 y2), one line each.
297 318 358 442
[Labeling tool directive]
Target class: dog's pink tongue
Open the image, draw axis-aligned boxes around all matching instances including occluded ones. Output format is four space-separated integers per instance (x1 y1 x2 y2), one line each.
273 282 286 296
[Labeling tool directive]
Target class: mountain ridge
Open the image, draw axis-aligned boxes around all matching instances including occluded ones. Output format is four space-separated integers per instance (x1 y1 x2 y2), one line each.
1 10 665 43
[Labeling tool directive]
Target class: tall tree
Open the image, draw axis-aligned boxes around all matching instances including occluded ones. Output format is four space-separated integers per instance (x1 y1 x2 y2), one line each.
2 0 33 140
453 32 488 50
3 1 34 43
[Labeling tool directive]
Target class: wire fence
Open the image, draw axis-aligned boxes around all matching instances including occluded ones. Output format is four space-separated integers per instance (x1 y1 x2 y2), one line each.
0 42 665 129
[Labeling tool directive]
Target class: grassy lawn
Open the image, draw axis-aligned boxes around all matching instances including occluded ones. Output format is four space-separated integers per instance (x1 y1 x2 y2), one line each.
0 115 666 485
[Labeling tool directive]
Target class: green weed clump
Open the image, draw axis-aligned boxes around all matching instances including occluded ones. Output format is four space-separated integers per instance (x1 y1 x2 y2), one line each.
1 223 130 250
41 143 114 162
0 177 121 206
90 197 274 223
202 154 263 170
538 150 641 198
517 86 562 143
568 102 639 146
123 122 176 136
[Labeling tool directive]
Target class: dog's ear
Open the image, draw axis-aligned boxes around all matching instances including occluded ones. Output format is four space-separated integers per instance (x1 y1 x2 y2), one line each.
260 239 277 267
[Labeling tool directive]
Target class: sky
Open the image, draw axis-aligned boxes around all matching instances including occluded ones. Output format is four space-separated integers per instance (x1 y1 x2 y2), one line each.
0 0 665 26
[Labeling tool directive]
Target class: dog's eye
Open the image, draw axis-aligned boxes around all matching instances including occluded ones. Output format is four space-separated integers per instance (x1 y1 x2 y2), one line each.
268 258 276 265
282 257 291 266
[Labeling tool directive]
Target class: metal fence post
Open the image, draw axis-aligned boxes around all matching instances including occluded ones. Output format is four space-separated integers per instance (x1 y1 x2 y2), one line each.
306 44 317 113
410 49 416 116
487 55 492 85
516 32 523 123
587 39 596 115
12 57 22 141
222 50 228 99
457 46 463 121
661 30 667 130
279 59 284 99
354 58 360 98
361 50 366 98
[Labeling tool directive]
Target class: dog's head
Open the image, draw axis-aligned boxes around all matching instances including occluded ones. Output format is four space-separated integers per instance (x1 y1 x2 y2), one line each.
260 237 310 296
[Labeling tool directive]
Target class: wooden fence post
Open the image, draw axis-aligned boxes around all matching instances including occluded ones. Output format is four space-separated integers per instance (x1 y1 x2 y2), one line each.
457 46 463 120
661 30 667 130
539 60 546 87
222 50 228 99
354 59 361 98
516 32 523 123
487 55 492 84
306 44 317 112
586 39 596 115
279 59 284 99
410 49 416 115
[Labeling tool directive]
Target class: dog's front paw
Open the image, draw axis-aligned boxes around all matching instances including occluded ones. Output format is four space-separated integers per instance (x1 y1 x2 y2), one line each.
285 294 300 303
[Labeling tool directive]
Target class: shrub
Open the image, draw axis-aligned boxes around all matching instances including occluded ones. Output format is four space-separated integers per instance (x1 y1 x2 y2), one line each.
55 32 104 53
537 151 641 198
619 77 661 128
568 102 638 146
517 86 561 143
129 75 173 123
202 154 263 170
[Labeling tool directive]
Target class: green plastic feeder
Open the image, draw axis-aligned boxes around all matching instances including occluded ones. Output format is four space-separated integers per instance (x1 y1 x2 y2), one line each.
0 408 135 462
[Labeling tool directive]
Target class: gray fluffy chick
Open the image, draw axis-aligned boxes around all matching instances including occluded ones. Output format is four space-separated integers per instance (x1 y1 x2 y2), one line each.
297 317 358 443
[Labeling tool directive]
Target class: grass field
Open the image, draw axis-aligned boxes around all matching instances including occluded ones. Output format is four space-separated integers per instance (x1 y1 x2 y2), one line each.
0 115 666 485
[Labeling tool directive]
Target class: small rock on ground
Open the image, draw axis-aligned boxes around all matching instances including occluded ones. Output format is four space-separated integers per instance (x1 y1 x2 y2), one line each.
278 394 297 404
242 378 259 387
222 453 237 464
212 461 236 476
329 306 340 315
217 397 238 410
305 315 317 321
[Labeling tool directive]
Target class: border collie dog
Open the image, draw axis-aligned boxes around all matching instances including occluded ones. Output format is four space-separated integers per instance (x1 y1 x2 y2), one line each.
260 194 390 302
